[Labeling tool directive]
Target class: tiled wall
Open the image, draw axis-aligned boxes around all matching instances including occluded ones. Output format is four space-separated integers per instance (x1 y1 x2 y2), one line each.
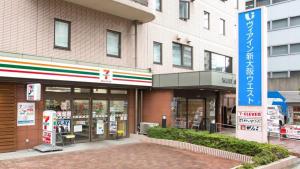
0 0 136 68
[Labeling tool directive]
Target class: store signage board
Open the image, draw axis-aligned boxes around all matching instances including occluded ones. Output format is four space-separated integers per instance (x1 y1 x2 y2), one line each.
26 83 41 101
236 7 268 143
42 110 57 145
0 56 152 87
17 102 35 126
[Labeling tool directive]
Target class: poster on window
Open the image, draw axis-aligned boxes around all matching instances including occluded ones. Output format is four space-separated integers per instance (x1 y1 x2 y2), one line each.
96 120 104 135
17 102 35 126
109 121 117 134
57 119 71 133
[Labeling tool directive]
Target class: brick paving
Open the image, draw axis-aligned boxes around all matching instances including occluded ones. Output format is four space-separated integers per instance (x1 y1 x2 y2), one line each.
0 143 240 169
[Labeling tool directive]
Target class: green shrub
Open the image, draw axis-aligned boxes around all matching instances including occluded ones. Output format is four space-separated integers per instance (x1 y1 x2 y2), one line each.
147 127 289 167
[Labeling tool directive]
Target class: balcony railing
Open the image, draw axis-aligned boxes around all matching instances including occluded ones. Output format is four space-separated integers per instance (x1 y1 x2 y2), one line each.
131 0 148 7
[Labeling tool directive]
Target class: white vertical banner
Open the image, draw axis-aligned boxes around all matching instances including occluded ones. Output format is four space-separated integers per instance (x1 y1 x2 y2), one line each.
236 7 268 143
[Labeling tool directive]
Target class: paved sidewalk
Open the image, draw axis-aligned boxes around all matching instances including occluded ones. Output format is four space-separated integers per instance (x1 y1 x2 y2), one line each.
0 134 142 161
0 143 240 169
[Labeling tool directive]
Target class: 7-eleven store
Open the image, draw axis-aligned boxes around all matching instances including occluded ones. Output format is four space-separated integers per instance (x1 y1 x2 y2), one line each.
0 56 152 153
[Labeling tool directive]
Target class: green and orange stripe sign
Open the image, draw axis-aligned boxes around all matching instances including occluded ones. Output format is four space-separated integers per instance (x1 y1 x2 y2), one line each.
0 56 152 86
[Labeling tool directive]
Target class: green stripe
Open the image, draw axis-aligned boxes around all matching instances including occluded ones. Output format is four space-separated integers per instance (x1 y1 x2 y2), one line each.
113 74 152 81
0 63 99 76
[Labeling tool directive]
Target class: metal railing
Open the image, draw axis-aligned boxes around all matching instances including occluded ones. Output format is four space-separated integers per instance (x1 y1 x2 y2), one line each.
131 0 148 7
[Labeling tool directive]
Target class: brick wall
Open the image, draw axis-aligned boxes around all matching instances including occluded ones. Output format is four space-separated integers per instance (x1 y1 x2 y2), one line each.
142 89 173 127
16 84 44 150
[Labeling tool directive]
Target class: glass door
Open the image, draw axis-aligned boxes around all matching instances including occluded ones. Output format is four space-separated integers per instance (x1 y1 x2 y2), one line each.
188 99 205 130
73 99 90 142
91 100 108 141
108 100 128 139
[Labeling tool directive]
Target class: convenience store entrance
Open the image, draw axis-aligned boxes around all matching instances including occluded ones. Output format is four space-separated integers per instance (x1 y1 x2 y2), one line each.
45 86 128 144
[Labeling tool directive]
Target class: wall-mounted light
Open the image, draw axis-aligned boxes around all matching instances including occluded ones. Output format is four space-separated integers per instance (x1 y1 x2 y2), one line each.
186 38 192 44
176 35 182 41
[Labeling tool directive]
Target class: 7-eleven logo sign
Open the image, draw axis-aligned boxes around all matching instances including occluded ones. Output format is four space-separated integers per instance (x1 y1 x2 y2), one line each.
100 69 112 83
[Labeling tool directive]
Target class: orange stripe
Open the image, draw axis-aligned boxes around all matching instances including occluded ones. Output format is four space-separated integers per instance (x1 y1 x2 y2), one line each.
114 71 152 77
0 59 99 72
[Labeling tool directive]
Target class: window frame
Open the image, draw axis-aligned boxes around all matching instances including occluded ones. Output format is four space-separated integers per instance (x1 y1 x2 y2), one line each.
271 44 289 56
153 41 163 65
219 18 226 36
54 18 71 50
290 43 300 54
179 0 190 21
204 11 210 30
271 18 288 30
204 50 233 73
106 29 122 58
172 42 193 69
155 0 162 12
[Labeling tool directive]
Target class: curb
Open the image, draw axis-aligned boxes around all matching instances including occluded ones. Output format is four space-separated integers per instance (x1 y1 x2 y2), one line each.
255 156 299 169
142 137 252 163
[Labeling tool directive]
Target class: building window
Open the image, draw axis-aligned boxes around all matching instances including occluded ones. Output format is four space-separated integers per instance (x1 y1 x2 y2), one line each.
204 51 232 73
173 42 192 68
267 21 271 31
54 19 71 50
204 11 210 30
256 0 270 7
155 0 162 11
219 18 226 35
179 0 190 20
107 30 121 58
245 0 255 9
272 18 288 30
290 16 300 27
290 43 300 54
153 42 162 64
272 45 288 56
272 0 288 4
268 47 271 57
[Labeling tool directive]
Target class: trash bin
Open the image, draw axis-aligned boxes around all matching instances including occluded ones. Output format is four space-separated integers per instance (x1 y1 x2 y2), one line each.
209 120 216 134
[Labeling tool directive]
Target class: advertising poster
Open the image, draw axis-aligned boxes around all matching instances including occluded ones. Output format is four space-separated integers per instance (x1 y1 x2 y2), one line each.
17 102 35 126
74 125 83 132
109 121 117 134
96 120 104 135
26 83 41 101
57 119 71 133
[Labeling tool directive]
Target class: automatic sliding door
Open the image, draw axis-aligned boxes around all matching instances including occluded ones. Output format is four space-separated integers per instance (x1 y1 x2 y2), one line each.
109 100 128 139
92 100 108 141
73 99 90 142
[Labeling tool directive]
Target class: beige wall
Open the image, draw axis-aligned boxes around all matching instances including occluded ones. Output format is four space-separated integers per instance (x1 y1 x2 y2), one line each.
0 0 136 68
137 0 244 74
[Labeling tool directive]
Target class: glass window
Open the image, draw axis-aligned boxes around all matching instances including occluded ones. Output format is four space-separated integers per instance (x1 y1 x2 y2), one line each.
272 45 288 56
179 0 190 20
272 18 288 29
272 0 288 4
225 57 232 73
74 88 90 93
256 0 270 7
290 43 300 54
204 11 210 30
155 0 162 11
211 53 225 72
153 42 162 64
54 19 70 49
172 43 192 68
205 51 232 73
111 90 128 94
93 88 108 94
45 86 71 93
107 30 121 57
290 16 300 27
267 21 270 30
183 46 192 67
268 47 271 57
173 43 182 66
204 51 211 71
219 18 225 35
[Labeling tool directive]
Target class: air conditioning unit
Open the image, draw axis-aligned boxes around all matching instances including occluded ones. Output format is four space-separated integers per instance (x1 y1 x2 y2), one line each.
139 122 159 135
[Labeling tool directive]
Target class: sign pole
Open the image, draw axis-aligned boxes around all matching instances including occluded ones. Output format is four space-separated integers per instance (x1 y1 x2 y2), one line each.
236 7 268 143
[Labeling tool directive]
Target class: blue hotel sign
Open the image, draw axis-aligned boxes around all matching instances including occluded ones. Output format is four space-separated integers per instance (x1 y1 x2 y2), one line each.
238 9 262 106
